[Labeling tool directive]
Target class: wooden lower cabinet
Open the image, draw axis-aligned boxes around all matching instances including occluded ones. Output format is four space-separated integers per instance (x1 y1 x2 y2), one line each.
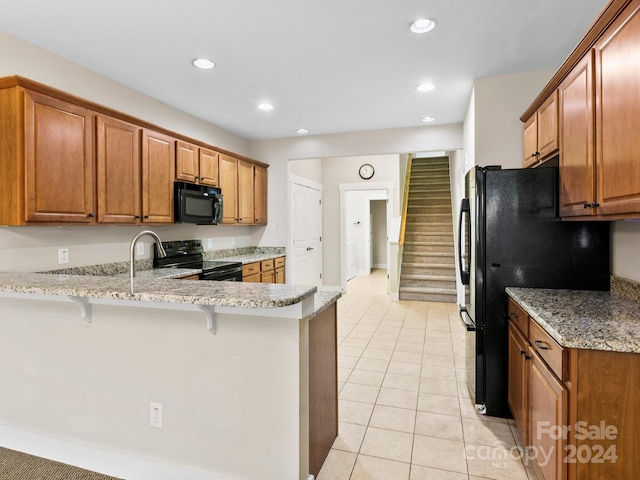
242 257 285 284
508 298 639 479
308 302 338 476
529 349 568 480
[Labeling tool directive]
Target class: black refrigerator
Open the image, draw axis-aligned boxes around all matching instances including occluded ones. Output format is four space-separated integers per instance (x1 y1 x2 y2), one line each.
457 165 610 418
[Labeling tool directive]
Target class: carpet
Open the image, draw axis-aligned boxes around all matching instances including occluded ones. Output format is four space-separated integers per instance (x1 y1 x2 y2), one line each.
0 447 124 480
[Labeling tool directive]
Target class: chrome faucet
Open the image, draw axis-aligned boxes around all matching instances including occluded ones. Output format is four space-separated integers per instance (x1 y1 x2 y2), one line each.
130 230 166 293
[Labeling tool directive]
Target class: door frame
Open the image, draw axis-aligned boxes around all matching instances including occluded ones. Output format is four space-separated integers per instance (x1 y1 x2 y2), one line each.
289 173 324 286
339 182 394 291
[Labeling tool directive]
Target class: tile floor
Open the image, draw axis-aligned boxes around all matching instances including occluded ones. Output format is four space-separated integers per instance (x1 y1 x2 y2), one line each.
317 269 536 480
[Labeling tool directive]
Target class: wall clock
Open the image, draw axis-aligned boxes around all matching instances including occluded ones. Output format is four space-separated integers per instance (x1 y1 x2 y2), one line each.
358 163 375 180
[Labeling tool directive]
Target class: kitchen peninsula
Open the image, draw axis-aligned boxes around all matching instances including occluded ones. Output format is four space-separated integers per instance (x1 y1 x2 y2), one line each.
0 270 339 480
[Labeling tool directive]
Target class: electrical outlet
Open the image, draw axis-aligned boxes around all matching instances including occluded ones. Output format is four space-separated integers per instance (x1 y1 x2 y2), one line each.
136 243 145 256
58 248 69 264
207 238 213 249
149 402 163 429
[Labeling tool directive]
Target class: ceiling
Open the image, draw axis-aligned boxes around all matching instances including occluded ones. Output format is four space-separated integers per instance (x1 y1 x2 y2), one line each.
0 0 608 140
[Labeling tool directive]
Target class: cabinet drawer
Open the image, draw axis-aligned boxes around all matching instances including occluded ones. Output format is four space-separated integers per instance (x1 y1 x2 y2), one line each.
243 273 261 283
508 298 529 337
274 256 285 268
243 262 260 276
529 318 566 381
261 259 274 271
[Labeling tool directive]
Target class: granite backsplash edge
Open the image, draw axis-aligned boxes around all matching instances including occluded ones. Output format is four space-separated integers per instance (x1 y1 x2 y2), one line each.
611 275 640 302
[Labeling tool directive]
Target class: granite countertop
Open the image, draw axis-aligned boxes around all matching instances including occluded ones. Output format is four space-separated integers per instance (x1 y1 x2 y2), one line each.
506 287 640 353
0 271 317 309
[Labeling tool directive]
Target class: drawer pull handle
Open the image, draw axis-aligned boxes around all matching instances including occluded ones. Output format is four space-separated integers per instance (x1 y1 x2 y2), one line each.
510 312 518 319
535 340 549 350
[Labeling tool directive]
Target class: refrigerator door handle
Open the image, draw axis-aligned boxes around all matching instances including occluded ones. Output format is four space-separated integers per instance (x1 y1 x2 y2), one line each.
458 198 470 285
459 306 476 331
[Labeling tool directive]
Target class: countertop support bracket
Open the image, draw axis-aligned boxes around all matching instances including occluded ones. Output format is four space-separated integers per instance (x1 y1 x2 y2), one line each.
196 305 217 334
67 296 92 323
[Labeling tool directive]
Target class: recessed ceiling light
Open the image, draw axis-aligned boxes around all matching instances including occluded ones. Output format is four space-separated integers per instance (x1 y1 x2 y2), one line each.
410 18 436 34
417 83 435 92
257 103 274 111
295 128 309 134
421 116 436 123
193 58 215 69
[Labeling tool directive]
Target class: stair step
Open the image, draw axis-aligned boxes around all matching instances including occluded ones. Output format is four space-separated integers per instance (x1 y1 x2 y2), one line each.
398 291 457 303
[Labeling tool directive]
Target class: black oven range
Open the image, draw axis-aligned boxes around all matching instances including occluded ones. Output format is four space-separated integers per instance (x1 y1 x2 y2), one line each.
153 239 243 281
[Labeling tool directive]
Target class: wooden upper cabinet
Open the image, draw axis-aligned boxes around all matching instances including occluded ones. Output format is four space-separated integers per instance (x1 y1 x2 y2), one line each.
96 114 141 223
175 141 199 183
219 153 239 224
594 0 640 216
559 52 596 217
23 90 95 223
523 114 538 167
175 141 219 186
237 159 255 224
523 91 559 168
142 129 175 223
199 148 219 186
254 165 268 225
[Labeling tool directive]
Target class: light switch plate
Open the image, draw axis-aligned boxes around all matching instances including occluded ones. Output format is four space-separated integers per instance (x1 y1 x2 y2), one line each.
58 248 69 264
136 243 145 256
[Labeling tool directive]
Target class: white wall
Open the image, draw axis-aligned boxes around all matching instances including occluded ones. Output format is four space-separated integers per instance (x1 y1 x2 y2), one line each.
289 158 323 184
473 70 555 169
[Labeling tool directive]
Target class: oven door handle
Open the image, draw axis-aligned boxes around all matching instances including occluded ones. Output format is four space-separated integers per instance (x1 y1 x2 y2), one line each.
459 307 476 331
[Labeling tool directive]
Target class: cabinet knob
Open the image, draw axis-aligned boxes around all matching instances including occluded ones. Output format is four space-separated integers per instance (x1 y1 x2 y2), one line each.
583 202 591 209
591 201 600 208
135 215 141 219
87 212 95 218
144 215 149 219
519 349 526 356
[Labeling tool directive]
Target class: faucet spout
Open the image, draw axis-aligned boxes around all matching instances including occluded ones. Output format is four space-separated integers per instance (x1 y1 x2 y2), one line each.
130 230 166 293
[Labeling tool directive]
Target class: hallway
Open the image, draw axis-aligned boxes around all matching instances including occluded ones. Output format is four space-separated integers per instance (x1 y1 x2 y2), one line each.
317 269 533 480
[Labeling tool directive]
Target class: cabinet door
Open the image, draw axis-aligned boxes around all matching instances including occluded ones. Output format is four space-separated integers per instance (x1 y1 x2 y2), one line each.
199 148 219 186
237 159 255 224
175 140 199 183
219 153 238 223
523 114 538 167
261 270 275 283
142 129 175 223
529 351 568 480
537 91 559 159
508 322 529 444
254 165 268 224
23 90 94 223
96 115 141 223
595 0 640 216
275 267 285 284
559 52 596 217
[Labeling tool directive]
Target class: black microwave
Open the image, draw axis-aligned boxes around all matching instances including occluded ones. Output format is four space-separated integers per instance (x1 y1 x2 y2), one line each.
174 182 223 224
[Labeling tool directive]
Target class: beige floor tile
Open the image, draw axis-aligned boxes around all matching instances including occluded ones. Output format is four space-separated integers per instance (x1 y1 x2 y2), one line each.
387 360 422 376
376 387 419 410
339 399 374 426
332 422 367 453
412 434 468 474
410 465 469 480
458 397 509 424
349 369 385 387
339 367 353 383
369 404 416 433
382 372 421 392
423 343 454 357
392 351 424 364
355 357 390 373
360 427 414 463
417 393 461 417
419 378 458 397
421 365 456 381
362 348 394 361
394 342 425 353
339 355 359 369
462 418 517 448
415 411 463 441
342 336 372 348
350 454 410 480
372 332 400 342
340 345 366 357
368 340 397 351
465 444 528 480
422 354 456 368
316 448 357 480
340 383 380 404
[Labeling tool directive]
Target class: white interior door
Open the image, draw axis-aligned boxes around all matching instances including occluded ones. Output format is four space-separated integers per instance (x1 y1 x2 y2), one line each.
291 181 323 286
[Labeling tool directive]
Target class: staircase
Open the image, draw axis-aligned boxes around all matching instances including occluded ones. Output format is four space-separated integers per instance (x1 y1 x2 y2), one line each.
399 156 457 303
